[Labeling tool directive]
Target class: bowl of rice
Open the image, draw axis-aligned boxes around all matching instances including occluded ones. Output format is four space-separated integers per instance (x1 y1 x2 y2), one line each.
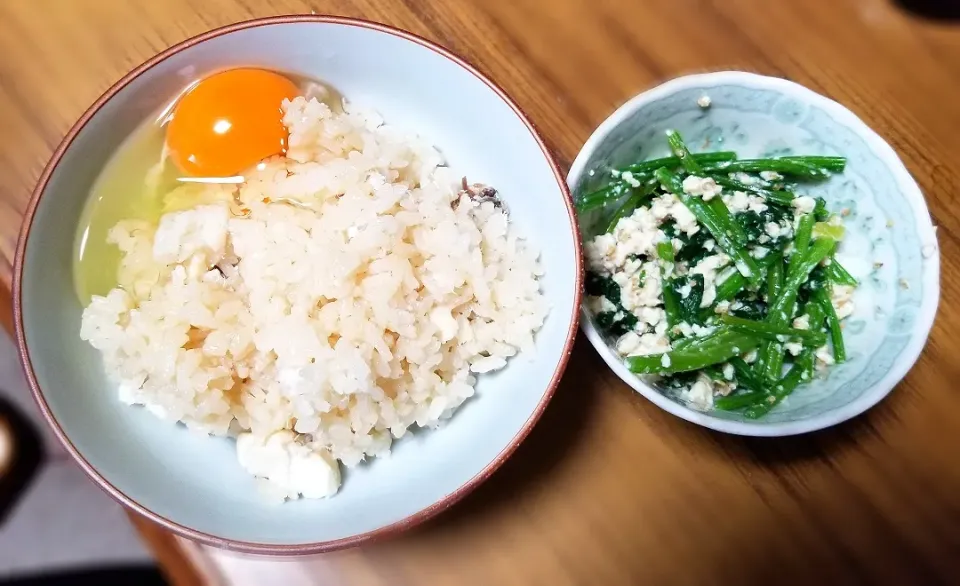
15 16 581 553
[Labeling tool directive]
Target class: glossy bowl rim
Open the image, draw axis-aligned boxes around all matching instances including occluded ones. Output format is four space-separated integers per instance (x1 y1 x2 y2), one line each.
13 14 583 554
568 70 939 437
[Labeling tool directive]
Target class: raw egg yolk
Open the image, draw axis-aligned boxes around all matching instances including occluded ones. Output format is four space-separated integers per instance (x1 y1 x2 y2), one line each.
166 69 299 177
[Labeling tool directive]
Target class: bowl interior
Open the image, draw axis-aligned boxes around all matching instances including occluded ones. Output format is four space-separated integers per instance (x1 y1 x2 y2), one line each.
572 73 938 434
20 20 578 547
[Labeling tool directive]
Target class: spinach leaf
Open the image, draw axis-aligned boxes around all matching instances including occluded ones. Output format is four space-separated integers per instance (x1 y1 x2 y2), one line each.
586 271 621 305
659 371 700 392
596 310 638 337
663 221 713 265
674 274 705 324
587 271 639 338
797 265 827 305
729 298 767 321
736 204 793 248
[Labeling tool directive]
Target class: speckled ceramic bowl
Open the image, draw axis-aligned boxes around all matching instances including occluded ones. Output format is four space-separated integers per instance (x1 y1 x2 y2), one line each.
15 16 581 553
569 71 939 436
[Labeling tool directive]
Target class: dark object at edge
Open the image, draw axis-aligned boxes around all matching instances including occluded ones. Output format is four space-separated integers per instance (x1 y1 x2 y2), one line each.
0 395 44 526
893 0 960 20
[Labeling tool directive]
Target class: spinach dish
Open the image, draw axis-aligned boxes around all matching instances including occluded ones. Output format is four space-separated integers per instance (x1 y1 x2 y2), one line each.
580 130 857 418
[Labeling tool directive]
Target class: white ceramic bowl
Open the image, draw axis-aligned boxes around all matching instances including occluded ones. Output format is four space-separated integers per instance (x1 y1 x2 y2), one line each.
15 16 581 553
568 71 939 436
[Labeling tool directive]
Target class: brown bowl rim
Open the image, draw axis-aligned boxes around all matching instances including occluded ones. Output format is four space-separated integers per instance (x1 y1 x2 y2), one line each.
13 14 583 555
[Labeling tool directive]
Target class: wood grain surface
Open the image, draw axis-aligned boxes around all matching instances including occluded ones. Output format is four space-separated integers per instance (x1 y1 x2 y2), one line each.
3 1 960 584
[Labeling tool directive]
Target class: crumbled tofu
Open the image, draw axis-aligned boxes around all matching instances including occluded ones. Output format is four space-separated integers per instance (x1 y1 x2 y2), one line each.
586 207 664 274
831 285 856 320
586 295 617 315
743 349 758 363
635 333 671 356
815 346 835 366
661 354 672 368
724 190 750 213
649 194 674 221
793 314 810 330
236 431 341 500
674 321 694 338
792 196 817 215
721 190 768 215
616 331 642 356
722 362 735 381
690 254 730 308
624 256 644 276
697 95 712 108
682 175 723 201
648 193 699 236
685 374 715 411
637 306 666 327
671 207 700 237
765 221 785 239
691 324 716 337
584 233 617 275
673 321 713 339
760 170 782 181
715 300 731 314
752 247 769 259
612 209 662 259
730 172 759 185
747 197 769 214
621 171 642 188
785 341 803 356
617 261 663 312
714 380 737 396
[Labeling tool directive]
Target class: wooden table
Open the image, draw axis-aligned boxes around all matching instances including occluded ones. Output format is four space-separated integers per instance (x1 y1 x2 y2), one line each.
3 1 960 584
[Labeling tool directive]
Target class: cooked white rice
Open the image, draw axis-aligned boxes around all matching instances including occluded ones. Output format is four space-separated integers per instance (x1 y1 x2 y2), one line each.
80 96 547 500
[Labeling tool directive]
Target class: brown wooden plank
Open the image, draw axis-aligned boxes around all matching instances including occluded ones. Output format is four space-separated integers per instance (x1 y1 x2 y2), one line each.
2 1 959 584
